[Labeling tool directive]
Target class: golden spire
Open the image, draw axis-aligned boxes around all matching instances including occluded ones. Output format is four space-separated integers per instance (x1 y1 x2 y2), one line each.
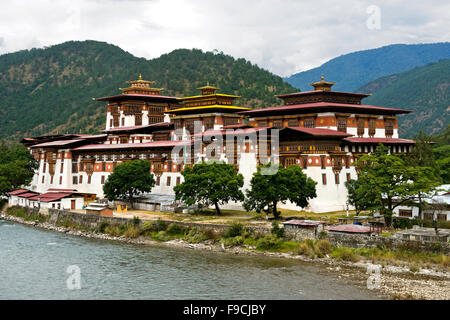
309 75 335 91
139 73 142 80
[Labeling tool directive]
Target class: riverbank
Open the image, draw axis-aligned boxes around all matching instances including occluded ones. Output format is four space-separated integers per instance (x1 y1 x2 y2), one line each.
1 210 449 300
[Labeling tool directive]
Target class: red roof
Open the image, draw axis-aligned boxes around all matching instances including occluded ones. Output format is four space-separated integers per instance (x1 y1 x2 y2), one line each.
37 192 75 202
276 90 370 98
17 192 40 198
73 140 190 151
95 93 179 101
222 124 252 129
282 127 353 137
239 102 411 115
326 224 372 234
8 189 29 195
102 122 172 133
47 188 78 192
32 139 85 148
344 137 415 144
194 127 272 137
284 219 325 226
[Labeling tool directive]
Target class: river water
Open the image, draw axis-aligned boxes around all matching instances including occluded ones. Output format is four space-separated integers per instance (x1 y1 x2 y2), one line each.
0 220 383 299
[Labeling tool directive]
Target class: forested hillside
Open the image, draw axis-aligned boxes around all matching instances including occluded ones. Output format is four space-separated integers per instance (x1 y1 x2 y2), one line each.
359 59 450 137
285 43 450 92
0 41 296 141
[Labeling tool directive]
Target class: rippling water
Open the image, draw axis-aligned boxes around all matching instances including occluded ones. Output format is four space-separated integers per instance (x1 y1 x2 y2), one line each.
0 220 383 300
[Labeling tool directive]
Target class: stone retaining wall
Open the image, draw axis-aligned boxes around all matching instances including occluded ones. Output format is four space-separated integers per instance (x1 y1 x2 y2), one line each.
7 207 449 255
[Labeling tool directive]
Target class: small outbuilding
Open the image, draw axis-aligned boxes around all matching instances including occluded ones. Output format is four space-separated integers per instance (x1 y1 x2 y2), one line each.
85 203 113 217
326 224 373 235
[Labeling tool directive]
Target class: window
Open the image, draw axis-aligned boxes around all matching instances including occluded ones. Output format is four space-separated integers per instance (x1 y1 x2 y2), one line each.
273 119 283 129
257 120 268 127
101 176 105 184
346 173 351 181
156 176 160 186
135 114 142 126
399 210 413 218
110 119 113 128
288 118 298 127
59 176 62 185
79 175 83 184
321 156 326 169
301 157 308 169
369 119 376 137
357 118 365 137
335 173 340 184
385 119 394 137
304 117 315 128
322 174 327 185
345 156 350 168
73 176 78 185
43 162 46 173
72 162 78 173
176 177 181 185
204 117 214 130
121 117 125 126
167 176 171 186
113 115 119 127
101 162 106 171
87 176 91 184
337 118 347 132
60 162 64 173
50 176 54 184
42 176 45 183
174 119 182 130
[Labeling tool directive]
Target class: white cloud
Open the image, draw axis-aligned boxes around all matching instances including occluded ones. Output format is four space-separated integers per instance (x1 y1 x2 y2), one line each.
0 0 448 76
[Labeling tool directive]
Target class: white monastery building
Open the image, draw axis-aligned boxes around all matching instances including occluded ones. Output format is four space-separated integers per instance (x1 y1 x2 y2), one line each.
18 75 415 213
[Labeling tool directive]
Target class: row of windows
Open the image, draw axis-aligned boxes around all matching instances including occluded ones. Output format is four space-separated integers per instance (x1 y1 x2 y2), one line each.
72 175 106 185
155 176 181 187
321 172 352 185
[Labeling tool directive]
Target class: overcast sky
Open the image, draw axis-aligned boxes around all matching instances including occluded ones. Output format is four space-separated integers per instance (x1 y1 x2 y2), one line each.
0 0 449 77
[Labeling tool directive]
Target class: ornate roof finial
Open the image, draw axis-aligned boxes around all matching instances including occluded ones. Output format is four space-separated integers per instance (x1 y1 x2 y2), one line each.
309 75 335 91
139 73 142 80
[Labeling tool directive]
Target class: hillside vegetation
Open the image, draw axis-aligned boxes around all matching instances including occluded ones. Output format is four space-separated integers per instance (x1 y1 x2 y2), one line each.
285 42 450 92
0 40 296 141
359 59 450 137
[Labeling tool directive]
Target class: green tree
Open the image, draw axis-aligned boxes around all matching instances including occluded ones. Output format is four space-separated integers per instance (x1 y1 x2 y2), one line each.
345 179 376 216
243 163 317 219
103 160 155 208
355 144 440 226
174 161 244 215
0 142 38 196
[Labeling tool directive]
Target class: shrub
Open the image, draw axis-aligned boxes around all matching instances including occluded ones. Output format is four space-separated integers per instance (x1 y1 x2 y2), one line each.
104 226 122 237
256 234 283 251
153 230 171 242
224 222 244 238
221 236 245 247
315 239 333 256
132 216 141 227
98 222 109 233
184 228 208 243
295 242 315 258
330 247 360 262
141 219 167 233
123 225 140 238
271 221 285 238
166 223 184 235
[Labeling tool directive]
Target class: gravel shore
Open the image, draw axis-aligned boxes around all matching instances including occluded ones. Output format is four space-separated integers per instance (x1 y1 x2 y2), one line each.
1 212 449 300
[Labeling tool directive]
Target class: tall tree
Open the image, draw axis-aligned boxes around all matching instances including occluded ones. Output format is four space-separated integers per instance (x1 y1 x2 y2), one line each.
345 179 376 216
103 160 155 208
0 142 38 196
355 144 440 226
174 161 244 215
244 163 317 219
